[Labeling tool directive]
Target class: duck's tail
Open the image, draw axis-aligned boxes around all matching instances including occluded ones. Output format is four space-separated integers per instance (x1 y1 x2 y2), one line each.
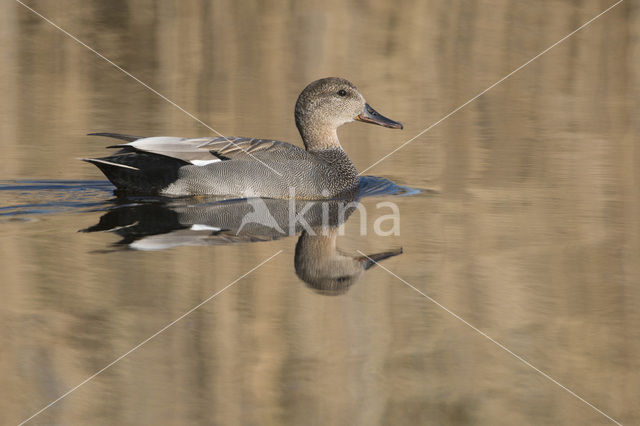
82 152 186 195
83 132 191 195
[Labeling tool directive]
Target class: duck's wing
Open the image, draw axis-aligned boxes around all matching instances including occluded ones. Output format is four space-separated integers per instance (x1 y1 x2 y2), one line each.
197 137 309 161
94 134 308 165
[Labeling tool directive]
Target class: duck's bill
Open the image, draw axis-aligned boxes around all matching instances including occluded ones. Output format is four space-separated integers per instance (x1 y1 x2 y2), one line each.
359 247 403 270
356 103 403 129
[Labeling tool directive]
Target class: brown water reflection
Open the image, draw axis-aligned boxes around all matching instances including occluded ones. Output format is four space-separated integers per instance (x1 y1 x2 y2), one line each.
1 0 639 425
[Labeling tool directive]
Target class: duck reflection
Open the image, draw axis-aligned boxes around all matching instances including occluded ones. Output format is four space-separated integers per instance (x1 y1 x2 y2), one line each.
294 228 401 295
83 184 404 295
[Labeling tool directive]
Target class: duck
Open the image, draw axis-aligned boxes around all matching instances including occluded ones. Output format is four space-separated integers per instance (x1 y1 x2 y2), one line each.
83 77 403 199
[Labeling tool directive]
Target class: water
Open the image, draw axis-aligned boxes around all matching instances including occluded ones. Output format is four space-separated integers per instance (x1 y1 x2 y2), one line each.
1 1 638 425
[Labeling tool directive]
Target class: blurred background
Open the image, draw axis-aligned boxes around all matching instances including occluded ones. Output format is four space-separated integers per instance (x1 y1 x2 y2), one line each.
1 0 638 424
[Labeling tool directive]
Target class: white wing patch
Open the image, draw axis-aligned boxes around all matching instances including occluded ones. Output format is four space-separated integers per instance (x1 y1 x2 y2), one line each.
118 136 225 164
129 237 181 251
126 136 187 148
190 159 221 166
190 224 221 231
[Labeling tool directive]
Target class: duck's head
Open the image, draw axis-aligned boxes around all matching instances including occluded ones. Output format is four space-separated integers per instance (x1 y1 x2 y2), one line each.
295 77 403 150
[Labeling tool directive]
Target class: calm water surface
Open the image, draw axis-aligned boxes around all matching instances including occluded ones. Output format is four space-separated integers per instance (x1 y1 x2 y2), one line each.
1 1 639 425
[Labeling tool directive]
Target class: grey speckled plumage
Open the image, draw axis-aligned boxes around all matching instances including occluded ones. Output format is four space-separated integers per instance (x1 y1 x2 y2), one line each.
83 77 403 199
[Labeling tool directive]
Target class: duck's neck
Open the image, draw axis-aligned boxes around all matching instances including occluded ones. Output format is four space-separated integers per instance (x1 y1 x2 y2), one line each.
298 228 339 256
296 115 359 185
301 127 341 151
297 118 343 151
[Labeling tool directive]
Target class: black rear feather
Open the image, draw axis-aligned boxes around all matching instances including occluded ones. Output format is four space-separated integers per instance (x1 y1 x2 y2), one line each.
83 152 188 195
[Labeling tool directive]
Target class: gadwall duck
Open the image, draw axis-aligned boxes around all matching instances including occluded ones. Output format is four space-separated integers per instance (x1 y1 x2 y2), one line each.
83 77 402 199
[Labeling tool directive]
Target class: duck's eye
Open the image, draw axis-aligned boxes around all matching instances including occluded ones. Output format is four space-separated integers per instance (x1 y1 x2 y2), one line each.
337 89 347 97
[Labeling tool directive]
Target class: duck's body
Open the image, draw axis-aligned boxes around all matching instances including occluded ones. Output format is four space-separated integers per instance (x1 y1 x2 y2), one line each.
89 135 359 198
84 77 402 199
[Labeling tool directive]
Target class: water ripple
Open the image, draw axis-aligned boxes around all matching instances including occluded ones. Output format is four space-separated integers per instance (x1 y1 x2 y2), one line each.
0 177 425 218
